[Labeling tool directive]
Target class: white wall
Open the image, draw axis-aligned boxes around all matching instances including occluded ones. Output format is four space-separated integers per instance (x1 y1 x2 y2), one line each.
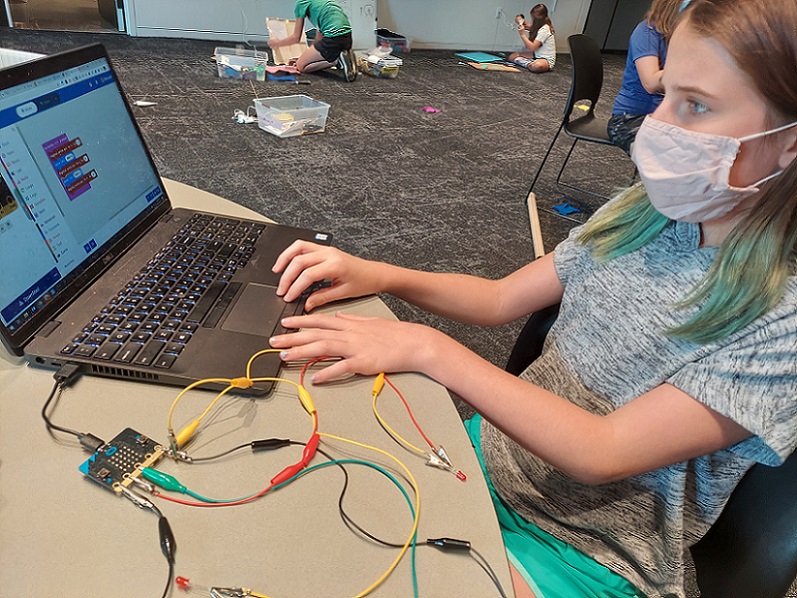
377 0 592 52
125 0 294 43
126 0 592 53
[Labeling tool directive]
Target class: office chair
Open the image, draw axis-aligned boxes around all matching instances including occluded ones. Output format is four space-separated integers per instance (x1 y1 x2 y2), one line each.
505 307 797 598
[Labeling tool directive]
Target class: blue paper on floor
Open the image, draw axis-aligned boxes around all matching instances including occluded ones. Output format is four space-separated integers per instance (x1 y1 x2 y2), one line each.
268 72 297 82
454 51 504 63
552 203 581 216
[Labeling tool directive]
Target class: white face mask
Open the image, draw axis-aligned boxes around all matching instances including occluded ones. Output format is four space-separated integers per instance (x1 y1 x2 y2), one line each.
630 117 797 222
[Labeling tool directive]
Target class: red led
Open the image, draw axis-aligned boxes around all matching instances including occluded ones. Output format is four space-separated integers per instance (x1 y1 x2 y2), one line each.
456 470 467 482
175 576 191 590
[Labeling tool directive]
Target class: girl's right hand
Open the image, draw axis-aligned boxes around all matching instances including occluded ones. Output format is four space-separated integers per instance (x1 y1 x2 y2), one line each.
272 240 385 311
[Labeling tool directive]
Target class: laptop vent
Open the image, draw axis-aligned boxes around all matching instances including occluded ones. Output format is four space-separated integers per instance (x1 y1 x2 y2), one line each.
90 365 160 381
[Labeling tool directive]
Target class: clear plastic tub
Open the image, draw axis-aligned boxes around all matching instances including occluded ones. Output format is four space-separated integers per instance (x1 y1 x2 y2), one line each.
214 47 268 82
254 95 330 138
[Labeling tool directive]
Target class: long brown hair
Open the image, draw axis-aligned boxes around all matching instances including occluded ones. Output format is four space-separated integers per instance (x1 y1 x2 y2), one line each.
645 0 683 41
528 3 554 38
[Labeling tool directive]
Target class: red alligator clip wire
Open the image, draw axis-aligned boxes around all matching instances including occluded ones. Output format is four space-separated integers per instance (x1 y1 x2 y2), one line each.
270 433 321 487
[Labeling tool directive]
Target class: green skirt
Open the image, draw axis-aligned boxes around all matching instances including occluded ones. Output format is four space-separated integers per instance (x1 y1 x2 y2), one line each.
465 414 646 598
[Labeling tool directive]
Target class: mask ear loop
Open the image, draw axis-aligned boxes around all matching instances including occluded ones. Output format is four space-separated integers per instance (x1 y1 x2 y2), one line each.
737 120 797 144
736 122 797 187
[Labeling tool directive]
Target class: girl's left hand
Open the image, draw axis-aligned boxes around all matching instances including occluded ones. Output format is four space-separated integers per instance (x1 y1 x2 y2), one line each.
269 312 440 383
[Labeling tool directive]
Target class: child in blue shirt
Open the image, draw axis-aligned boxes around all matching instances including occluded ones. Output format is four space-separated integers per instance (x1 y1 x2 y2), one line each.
607 0 681 154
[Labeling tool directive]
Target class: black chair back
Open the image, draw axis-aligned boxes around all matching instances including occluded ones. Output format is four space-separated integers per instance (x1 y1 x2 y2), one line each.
563 34 612 144
690 447 797 598
565 34 605 123
526 33 616 200
505 304 560 375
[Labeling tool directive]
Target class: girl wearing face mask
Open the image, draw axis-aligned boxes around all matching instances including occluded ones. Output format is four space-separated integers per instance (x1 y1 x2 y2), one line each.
269 1 797 596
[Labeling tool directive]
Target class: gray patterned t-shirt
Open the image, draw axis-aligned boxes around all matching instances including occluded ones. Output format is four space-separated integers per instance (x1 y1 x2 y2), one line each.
481 216 797 597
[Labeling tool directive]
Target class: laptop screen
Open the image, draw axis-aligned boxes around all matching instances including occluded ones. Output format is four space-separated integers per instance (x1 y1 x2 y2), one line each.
0 47 165 339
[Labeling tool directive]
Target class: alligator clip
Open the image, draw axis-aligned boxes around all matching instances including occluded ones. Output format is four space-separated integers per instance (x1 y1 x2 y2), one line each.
210 588 250 598
426 445 467 482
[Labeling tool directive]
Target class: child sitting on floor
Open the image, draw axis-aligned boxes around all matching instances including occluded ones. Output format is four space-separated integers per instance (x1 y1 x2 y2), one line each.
508 3 556 73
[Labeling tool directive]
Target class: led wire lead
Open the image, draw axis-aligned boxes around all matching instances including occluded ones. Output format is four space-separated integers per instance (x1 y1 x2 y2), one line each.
383 374 437 450
371 373 427 455
371 373 467 481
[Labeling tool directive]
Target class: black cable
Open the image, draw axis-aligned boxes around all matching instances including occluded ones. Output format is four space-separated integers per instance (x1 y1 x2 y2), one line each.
192 437 405 548
40 364 105 452
188 441 251 462
469 546 509 598
311 441 418 549
326 443 507 597
162 559 174 598
158 514 176 598
40 364 168 594
187 440 398 549
41 376 81 438
427 538 509 597
120 486 174 598
314 444 407 548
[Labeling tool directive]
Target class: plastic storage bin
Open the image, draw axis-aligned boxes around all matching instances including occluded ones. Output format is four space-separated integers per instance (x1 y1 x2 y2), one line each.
254 95 330 138
214 47 268 81
376 28 410 53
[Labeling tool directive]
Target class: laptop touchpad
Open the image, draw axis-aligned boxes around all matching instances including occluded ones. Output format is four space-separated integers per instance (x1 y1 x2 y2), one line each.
222 282 285 337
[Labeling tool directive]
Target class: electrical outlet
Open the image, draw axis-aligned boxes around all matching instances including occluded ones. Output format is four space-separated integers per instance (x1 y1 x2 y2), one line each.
495 7 502 19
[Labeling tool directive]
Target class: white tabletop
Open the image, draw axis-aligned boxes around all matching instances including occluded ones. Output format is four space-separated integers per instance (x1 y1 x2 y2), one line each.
0 179 512 598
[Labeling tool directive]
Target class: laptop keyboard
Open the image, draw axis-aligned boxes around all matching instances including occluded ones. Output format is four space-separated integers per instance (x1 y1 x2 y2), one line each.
59 213 265 369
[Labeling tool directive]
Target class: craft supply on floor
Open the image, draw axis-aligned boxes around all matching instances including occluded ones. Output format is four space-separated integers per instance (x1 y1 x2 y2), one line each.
552 202 581 216
465 62 521 72
454 51 504 63
357 46 403 78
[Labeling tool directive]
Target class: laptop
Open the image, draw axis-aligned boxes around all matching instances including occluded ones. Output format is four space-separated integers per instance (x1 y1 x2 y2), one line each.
0 43 331 393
